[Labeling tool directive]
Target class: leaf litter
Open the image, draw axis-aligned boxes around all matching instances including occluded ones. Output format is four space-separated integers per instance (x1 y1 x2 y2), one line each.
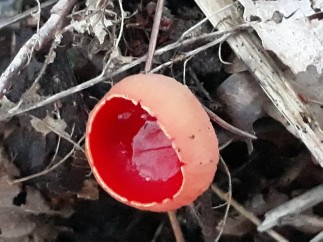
0 0 323 241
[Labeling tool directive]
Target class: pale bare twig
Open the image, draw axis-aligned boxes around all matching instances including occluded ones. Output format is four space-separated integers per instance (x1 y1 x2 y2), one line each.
306 98 323 107
189 68 213 102
150 33 231 74
211 185 289 242
9 147 73 184
187 204 204 230
179 17 208 40
151 222 165 242
0 0 76 98
259 183 323 232
212 202 228 209
100 0 125 76
182 56 193 86
9 135 85 184
183 34 230 57
144 0 165 73
219 138 233 150
178 3 234 42
13 38 58 111
143 1 184 240
0 0 57 30
115 0 125 53
218 41 232 65
34 0 41 33
204 106 257 139
215 156 232 242
0 25 247 121
311 231 323 242
149 55 184 74
47 134 61 168
167 210 185 242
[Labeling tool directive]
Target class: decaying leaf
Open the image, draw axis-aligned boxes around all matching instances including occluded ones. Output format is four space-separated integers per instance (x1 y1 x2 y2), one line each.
239 0 323 74
0 150 21 207
0 96 15 112
30 114 68 136
71 0 114 44
77 179 99 200
0 151 34 239
0 150 69 240
23 186 51 214
0 175 20 207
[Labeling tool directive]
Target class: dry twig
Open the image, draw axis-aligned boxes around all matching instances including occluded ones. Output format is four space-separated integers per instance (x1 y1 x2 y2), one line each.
311 231 323 242
167 210 185 242
13 38 58 111
211 184 289 242
1 26 246 120
0 0 76 98
204 106 257 139
143 1 185 240
0 0 57 30
194 0 323 166
144 0 165 73
214 156 232 242
258 183 323 232
150 33 231 73
9 135 85 184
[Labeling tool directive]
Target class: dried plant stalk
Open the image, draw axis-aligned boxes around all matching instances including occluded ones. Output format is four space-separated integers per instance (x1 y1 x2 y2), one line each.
194 0 323 167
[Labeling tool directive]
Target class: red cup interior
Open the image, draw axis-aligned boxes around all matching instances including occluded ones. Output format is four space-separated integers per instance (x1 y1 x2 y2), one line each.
87 97 184 203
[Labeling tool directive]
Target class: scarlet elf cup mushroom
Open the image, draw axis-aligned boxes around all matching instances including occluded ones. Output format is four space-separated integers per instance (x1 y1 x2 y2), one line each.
85 74 219 212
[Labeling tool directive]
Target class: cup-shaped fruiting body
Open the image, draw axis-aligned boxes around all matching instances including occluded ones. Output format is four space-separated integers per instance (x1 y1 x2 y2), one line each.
86 74 219 212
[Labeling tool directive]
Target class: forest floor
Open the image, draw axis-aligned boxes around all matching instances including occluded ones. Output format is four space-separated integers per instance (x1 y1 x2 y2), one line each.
0 0 322 241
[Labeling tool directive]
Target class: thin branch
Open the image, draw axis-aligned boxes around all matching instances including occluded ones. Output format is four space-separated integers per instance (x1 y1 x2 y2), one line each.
9 135 85 184
1 26 246 120
0 0 76 98
115 0 125 49
204 106 257 139
211 184 289 242
0 0 58 30
13 38 58 111
258 183 323 232
29 115 84 152
144 0 165 73
195 0 323 166
150 33 230 73
311 231 323 242
167 210 185 242
189 69 213 102
215 156 232 242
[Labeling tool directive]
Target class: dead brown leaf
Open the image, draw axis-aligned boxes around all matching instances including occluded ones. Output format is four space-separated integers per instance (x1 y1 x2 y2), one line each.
77 179 100 200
